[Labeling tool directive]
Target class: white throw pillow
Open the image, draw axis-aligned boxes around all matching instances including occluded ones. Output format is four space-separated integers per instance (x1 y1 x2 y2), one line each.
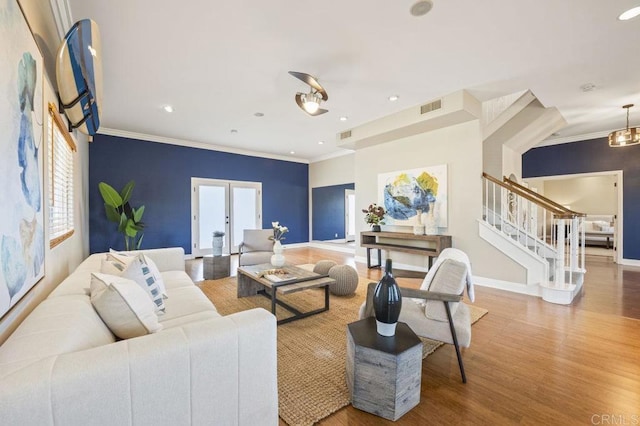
102 253 165 313
90 273 162 339
109 249 168 298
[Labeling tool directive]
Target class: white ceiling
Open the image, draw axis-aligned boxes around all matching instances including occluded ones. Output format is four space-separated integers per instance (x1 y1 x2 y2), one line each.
66 0 640 162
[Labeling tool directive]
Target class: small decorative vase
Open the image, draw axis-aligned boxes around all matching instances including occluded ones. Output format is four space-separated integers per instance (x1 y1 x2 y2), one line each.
212 235 223 256
373 259 402 336
424 202 437 235
271 240 285 267
372 225 381 232
413 209 424 235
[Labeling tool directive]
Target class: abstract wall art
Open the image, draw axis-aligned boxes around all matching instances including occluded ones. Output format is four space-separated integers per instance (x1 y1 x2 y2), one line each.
0 0 45 319
378 164 448 230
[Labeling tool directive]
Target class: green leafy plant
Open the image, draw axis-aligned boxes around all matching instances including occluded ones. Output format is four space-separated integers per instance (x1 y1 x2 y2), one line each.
98 180 146 251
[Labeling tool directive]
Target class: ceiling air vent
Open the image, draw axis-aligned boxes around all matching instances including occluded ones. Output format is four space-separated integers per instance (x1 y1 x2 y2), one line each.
420 99 442 115
340 130 352 140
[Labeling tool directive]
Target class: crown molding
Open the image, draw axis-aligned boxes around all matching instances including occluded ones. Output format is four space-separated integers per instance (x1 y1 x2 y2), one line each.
49 0 73 39
309 149 354 163
535 130 610 148
97 128 310 164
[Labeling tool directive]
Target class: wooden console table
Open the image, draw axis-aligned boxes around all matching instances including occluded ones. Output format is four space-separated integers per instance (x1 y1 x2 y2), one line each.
360 231 452 269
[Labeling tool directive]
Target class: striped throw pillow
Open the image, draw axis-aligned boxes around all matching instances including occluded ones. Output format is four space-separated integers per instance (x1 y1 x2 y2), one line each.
102 253 165 313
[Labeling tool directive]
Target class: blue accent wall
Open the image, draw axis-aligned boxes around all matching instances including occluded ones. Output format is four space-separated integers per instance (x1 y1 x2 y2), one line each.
522 137 640 259
312 183 355 240
89 135 309 254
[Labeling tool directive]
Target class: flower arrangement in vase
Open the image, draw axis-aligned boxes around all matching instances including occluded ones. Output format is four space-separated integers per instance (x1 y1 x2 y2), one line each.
362 203 386 232
268 222 288 267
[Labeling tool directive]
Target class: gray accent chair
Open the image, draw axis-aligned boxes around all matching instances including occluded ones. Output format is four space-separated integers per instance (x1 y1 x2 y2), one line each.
238 229 274 266
360 259 471 383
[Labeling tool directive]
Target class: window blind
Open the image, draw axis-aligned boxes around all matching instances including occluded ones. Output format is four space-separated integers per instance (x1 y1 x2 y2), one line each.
48 103 76 248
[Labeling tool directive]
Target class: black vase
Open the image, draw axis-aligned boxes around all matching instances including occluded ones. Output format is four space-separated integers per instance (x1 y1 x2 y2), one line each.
373 259 402 336
372 225 381 232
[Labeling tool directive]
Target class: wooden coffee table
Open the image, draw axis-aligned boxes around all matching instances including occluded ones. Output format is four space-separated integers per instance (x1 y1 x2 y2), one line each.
236 263 335 325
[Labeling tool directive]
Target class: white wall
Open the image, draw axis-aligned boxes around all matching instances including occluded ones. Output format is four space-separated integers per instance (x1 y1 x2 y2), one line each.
355 120 526 282
502 145 522 180
1 1 89 343
309 153 355 188
533 175 617 215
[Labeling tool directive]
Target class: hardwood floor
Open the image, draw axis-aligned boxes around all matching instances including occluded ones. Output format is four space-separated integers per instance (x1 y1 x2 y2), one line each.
188 249 640 425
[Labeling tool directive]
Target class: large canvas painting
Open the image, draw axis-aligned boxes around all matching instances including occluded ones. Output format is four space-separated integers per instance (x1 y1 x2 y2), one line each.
378 164 448 229
0 0 45 319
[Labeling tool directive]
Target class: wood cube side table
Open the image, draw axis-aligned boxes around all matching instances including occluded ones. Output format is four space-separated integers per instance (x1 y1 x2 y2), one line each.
203 255 231 279
346 317 422 421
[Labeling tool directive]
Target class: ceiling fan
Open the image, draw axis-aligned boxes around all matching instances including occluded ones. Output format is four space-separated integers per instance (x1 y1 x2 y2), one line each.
288 71 328 116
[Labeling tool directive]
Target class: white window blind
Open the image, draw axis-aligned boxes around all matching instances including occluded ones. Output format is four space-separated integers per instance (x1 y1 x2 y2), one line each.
48 103 76 248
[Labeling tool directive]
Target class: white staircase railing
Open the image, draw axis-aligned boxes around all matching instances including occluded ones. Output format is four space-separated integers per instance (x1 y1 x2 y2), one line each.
481 173 586 302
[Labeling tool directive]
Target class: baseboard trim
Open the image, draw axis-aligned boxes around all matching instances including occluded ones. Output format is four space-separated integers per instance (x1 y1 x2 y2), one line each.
620 258 640 267
282 242 311 249
474 276 541 297
309 242 355 254
184 242 310 259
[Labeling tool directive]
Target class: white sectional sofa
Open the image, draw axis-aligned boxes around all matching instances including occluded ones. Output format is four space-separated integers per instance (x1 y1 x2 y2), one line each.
0 247 278 425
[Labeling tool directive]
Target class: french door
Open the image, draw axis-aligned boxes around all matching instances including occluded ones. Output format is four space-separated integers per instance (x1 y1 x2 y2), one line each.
191 178 262 257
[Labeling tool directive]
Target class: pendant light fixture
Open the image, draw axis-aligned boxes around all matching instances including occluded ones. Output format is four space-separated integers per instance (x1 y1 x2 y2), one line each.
609 104 640 147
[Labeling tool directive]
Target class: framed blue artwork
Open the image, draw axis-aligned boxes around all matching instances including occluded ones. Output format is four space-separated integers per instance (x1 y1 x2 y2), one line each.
378 164 448 230
0 0 45 319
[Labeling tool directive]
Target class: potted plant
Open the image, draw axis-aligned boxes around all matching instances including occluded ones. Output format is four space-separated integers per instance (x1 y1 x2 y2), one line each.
98 180 145 250
362 203 386 231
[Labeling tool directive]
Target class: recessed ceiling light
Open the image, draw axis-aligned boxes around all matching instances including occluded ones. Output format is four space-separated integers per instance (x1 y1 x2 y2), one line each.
318 141 324 145
388 95 399 101
163 105 174 113
619 6 640 20
230 129 238 134
290 151 295 155
254 112 264 117
410 0 433 17
339 116 348 121
580 83 596 92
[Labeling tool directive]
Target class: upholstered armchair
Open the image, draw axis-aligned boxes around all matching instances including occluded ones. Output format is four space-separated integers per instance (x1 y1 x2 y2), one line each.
238 229 274 266
360 257 472 383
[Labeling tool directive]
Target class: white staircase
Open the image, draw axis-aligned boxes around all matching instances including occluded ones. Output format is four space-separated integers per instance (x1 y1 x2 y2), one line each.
481 173 586 304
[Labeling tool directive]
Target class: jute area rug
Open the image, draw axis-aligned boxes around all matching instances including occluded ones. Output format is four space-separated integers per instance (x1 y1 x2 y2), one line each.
197 274 488 426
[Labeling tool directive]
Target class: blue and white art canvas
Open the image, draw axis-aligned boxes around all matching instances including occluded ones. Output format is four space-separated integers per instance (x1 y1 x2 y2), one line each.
0 0 45 319
378 164 448 229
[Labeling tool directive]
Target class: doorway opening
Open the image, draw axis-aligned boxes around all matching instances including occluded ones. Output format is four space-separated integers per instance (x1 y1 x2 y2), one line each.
524 170 622 263
345 189 355 242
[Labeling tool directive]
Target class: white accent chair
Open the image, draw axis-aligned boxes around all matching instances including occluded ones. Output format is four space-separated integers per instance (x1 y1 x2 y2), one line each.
360 258 472 383
238 229 274 266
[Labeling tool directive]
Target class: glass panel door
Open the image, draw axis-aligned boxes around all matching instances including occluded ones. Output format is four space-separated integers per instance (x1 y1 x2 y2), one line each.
230 183 261 252
191 178 261 256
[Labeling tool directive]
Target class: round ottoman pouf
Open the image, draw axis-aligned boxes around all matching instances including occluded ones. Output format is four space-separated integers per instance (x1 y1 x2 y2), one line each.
328 264 359 296
314 260 337 275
